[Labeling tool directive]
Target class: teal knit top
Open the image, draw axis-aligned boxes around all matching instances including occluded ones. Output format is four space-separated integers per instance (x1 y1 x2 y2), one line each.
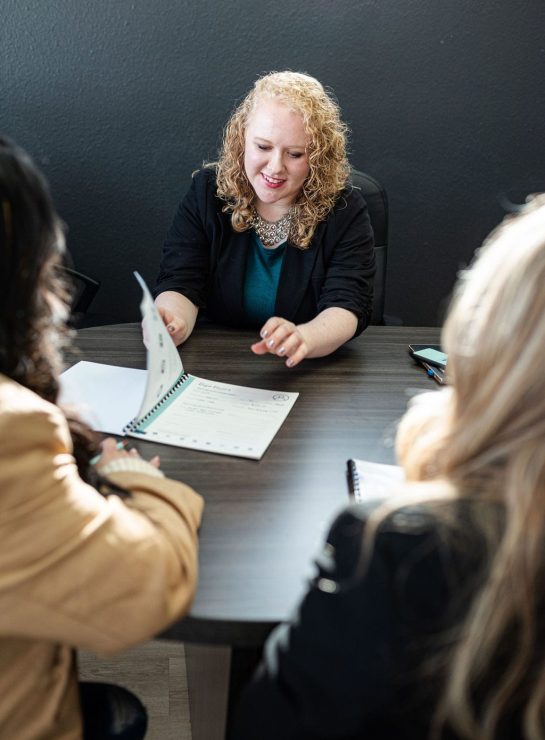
242 234 287 327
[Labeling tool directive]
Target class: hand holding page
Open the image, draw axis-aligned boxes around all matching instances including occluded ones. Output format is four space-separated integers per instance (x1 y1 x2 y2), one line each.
60 273 299 459
135 271 186 418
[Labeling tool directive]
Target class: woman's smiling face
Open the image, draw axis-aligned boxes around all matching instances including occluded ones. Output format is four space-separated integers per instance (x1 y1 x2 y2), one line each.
244 98 310 217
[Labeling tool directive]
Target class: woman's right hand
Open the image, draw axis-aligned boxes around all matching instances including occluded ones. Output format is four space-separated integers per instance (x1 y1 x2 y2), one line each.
142 305 189 348
156 305 189 346
144 291 199 348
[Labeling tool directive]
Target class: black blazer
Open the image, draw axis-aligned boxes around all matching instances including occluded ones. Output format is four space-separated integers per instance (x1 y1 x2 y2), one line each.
232 499 505 740
154 169 376 336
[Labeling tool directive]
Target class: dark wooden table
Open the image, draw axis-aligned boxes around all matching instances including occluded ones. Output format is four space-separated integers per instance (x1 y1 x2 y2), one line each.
67 322 440 739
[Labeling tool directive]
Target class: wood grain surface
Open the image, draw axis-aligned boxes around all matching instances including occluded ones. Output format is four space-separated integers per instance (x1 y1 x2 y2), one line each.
67 323 440 646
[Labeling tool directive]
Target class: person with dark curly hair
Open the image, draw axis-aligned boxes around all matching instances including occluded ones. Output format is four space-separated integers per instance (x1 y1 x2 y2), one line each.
153 71 376 368
0 135 203 740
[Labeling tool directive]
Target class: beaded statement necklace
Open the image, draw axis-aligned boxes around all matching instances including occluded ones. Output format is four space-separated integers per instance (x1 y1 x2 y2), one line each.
252 207 294 248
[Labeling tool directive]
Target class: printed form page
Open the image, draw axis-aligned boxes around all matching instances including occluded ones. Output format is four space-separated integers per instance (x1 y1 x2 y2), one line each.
131 377 298 459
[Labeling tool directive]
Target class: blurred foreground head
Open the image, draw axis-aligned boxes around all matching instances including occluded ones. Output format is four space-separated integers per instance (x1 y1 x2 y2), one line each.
398 194 545 494
395 195 545 739
0 135 69 400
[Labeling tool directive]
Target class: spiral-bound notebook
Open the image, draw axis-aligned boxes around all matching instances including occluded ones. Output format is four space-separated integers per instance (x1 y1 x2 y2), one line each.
346 459 404 502
60 272 298 460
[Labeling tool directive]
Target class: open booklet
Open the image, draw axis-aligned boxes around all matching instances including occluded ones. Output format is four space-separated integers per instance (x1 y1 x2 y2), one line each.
60 272 299 460
346 459 405 503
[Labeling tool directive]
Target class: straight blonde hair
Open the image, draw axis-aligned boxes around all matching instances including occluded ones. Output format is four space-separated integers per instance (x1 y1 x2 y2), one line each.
391 195 545 739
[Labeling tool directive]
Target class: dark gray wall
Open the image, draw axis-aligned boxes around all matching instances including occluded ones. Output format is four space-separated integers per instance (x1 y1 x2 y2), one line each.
3 0 545 325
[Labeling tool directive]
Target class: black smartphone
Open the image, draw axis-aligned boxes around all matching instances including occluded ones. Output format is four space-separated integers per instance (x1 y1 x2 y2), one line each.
408 344 447 369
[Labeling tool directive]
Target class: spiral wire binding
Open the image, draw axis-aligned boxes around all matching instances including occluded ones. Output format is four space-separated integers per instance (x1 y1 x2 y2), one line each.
346 459 362 500
123 373 190 433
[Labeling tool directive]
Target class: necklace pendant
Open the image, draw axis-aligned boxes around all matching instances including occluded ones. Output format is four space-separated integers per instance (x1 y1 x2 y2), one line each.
252 207 293 248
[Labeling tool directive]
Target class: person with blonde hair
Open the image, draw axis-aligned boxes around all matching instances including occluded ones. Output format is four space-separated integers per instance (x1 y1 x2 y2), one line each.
153 71 375 368
232 195 545 739
0 135 203 739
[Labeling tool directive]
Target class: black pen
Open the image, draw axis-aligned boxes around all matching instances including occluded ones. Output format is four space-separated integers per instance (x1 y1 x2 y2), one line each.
420 361 446 385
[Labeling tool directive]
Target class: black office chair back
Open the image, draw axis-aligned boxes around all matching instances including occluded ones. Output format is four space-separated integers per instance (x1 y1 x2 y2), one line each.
60 265 101 327
350 169 389 325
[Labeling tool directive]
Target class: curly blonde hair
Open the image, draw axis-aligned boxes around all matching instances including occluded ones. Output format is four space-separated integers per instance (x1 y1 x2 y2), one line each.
215 71 350 249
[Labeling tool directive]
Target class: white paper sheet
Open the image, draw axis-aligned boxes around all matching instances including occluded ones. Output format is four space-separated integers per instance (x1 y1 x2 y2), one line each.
134 271 185 417
59 361 147 435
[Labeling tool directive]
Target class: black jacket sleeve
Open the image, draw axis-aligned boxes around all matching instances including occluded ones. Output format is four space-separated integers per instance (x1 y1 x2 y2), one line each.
153 170 214 307
316 189 376 335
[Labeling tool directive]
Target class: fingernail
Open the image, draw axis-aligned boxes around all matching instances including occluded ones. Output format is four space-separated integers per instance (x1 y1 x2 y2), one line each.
286 358 294 367
267 339 275 348
261 329 268 338
167 325 174 332
278 346 286 355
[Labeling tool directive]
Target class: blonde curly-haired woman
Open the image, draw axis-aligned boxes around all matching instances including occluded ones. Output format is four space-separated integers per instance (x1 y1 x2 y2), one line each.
153 71 376 368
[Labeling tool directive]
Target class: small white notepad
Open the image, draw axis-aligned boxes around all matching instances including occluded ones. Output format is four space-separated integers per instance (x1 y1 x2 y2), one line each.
346 459 404 502
60 272 298 460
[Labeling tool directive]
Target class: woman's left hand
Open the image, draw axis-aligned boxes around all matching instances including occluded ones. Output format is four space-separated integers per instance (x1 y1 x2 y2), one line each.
251 317 310 368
